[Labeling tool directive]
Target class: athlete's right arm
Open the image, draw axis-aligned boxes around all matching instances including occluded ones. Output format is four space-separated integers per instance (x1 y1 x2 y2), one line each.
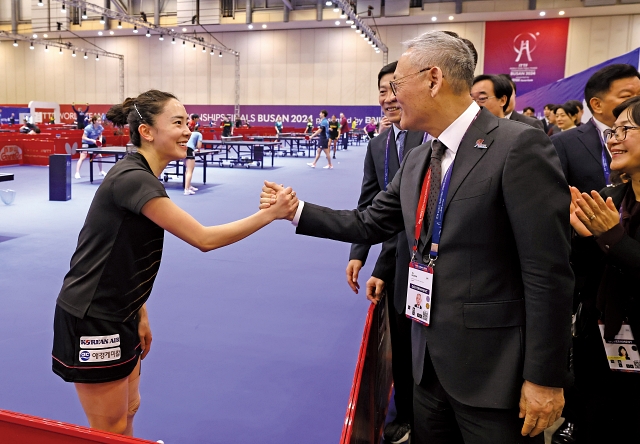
141 192 298 252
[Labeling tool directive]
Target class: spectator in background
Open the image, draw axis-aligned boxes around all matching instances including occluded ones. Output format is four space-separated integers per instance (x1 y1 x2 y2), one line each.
275 116 283 137
221 115 233 137
19 118 40 134
76 115 106 179
542 104 555 133
364 120 377 139
184 130 202 196
566 100 585 125
351 118 357 131
547 105 561 136
471 74 512 118
9 113 15 125
188 114 200 132
235 115 242 128
49 115 55 124
554 103 578 132
305 117 314 134
328 115 340 159
500 74 545 130
72 103 90 130
340 113 349 151
523 106 535 117
307 110 332 169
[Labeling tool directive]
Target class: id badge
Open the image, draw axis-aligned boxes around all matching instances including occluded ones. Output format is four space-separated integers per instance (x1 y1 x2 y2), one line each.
406 261 433 326
599 322 640 373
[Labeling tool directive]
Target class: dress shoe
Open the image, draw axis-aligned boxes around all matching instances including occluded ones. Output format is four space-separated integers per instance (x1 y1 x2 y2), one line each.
552 421 576 444
383 420 411 444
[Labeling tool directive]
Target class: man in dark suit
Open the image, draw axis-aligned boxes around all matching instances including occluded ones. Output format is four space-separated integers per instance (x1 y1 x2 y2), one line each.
552 64 640 194
470 74 513 118
549 63 640 444
262 31 572 443
500 74 545 130
346 61 425 444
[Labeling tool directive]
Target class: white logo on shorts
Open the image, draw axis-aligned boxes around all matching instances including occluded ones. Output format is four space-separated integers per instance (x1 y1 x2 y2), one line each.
80 334 120 349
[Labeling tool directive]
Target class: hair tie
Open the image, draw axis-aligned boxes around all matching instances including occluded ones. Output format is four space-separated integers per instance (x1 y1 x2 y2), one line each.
133 103 143 120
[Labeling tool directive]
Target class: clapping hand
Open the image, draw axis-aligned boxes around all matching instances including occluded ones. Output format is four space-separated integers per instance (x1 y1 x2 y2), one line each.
259 180 298 221
378 116 393 133
570 186 620 237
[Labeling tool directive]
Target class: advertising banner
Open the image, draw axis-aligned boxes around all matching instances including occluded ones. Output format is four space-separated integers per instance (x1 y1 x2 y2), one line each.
484 18 570 96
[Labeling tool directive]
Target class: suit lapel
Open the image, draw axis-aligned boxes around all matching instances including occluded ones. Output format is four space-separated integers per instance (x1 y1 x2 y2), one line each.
577 120 605 165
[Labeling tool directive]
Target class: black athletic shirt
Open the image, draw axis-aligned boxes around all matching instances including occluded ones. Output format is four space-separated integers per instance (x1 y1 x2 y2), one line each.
328 120 340 138
56 153 169 322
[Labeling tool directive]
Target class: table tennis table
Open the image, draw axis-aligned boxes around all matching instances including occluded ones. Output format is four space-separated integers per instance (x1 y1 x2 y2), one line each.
255 136 317 157
76 147 131 183
0 173 14 182
161 149 218 187
201 140 280 168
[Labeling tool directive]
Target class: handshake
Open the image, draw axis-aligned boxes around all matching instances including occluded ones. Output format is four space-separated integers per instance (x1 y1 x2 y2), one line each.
259 180 300 221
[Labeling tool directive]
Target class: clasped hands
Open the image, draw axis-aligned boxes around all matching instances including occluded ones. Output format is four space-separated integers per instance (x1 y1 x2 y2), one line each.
259 180 299 221
569 186 620 237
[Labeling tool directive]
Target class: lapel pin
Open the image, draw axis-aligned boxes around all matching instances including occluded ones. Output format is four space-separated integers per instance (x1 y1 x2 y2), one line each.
474 139 487 149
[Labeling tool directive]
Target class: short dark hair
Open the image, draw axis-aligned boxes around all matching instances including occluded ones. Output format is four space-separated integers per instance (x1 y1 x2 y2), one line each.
473 74 513 112
584 64 640 113
90 115 99 123
378 61 397 88
613 95 640 124
106 89 178 147
544 104 556 110
500 74 516 94
320 110 328 117
555 103 578 120
523 106 535 114
191 113 200 119
565 100 583 111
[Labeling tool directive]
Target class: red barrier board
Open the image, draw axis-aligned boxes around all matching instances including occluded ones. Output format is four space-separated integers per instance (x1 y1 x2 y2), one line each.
0 410 155 443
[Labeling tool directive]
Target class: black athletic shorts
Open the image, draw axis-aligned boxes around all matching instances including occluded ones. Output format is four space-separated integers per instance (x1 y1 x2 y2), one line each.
52 305 141 383
186 147 195 159
318 137 329 149
329 132 339 140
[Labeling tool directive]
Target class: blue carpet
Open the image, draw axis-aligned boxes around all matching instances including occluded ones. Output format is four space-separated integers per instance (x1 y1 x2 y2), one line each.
0 146 381 443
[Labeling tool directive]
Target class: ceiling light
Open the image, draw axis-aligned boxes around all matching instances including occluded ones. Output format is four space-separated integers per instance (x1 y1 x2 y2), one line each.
45 45 49 52
133 26 138 33
61 3 66 13
333 7 340 13
182 40 186 47
72 50 76 57
350 23 356 29
182 27 187 32
146 29 151 37
202 46 206 52
193 43 196 50
346 19 354 25
109 30 114 35
29 42 34 50
100 16 105 24
84 52 88 59
449 15 454 20
325 1 332 5
82 10 87 19
98 31 103 36
539 11 546 16
96 55 99 61
159 34 164 40
340 10 346 18
248 24 253 29
219 51 222 57
210 49 214 55
559 10 565 16
335 21 340 25
172 37 176 44
43 33 48 38
262 24 267 29
59 48 63 55
355 27 361 34
13 40 18 47
33 34 38 38
431 16 437 22
38 0 43 5
117 21 122 29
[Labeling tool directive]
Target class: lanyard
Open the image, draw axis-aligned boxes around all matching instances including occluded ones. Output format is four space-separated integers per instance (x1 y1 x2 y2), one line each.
422 132 430 144
411 160 454 265
383 129 393 190
591 118 611 185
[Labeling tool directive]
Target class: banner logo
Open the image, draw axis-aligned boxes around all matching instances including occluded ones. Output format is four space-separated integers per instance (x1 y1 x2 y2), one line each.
513 33 537 62
0 145 22 161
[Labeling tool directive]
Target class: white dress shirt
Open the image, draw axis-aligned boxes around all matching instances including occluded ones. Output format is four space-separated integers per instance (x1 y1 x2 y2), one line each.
591 116 612 157
292 101 481 226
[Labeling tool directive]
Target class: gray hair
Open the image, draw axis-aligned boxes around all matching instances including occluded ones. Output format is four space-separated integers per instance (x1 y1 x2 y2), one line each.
403 31 475 95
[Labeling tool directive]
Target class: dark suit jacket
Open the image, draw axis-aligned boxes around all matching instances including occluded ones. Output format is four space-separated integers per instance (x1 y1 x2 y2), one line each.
296 108 573 409
349 127 426 313
551 119 610 193
510 111 544 130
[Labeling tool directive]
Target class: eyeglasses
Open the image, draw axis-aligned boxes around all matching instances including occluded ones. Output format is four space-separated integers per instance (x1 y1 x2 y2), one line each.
604 125 640 142
470 95 496 105
389 67 432 96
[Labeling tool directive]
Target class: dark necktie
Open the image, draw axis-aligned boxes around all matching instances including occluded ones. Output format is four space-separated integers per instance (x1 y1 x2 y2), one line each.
396 131 407 163
426 139 447 239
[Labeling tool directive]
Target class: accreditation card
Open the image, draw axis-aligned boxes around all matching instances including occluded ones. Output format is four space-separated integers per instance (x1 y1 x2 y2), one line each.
599 322 640 373
406 261 433 326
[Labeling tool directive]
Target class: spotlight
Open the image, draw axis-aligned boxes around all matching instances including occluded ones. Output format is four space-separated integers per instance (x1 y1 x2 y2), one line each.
61 3 66 13
355 27 361 34
45 45 48 52
82 10 87 19
333 6 340 13
98 31 103 36
182 40 186 47
448 15 454 20
559 10 565 16
248 24 253 29
38 0 43 5
325 1 332 5
59 48 63 55
84 52 88 59
182 27 187 32
33 34 38 38
340 10 346 18
335 21 340 25
350 23 356 29
172 37 176 44
29 42 34 50
43 34 48 38
96 55 100 61
100 16 105 24
193 43 196 50
262 24 267 29
133 26 138 33
202 46 206 52
159 34 164 41
12 40 17 47
146 29 151 37
210 49 214 55
219 51 222 57
109 30 114 35
539 11 546 16
431 16 437 22
346 19 354 25
141 12 148 22
117 21 122 29
72 50 76 57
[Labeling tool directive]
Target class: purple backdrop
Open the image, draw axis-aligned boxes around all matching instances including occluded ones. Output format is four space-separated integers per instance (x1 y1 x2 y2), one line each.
185 105 381 128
